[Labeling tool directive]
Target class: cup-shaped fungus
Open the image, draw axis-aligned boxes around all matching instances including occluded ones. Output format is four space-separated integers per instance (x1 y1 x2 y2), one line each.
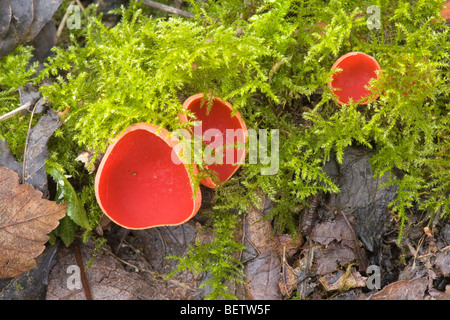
95 123 201 229
179 94 248 189
328 52 381 105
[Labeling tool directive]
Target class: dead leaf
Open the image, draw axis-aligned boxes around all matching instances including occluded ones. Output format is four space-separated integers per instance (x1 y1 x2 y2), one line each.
309 215 368 274
0 245 57 299
0 0 63 58
30 21 57 63
309 216 353 246
46 242 200 300
134 222 197 273
323 147 398 252
427 288 450 300
245 249 282 300
23 109 62 198
319 267 367 292
19 83 47 115
75 150 101 174
299 194 319 236
297 242 321 299
1 109 61 199
95 214 112 236
243 190 282 300
434 251 450 277
368 277 429 300
277 234 303 260
424 226 433 238
0 139 22 180
278 264 298 296
0 167 66 278
315 241 356 275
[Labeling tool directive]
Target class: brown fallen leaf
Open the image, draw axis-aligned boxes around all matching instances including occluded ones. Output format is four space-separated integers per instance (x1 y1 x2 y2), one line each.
75 150 102 174
134 222 198 273
309 215 369 274
309 215 354 246
243 190 282 300
0 0 63 58
299 194 319 236
319 267 367 292
368 277 429 300
0 167 66 278
278 263 299 297
23 109 62 198
315 241 356 275
427 288 450 300
277 234 303 260
434 251 450 277
46 242 200 300
424 226 433 238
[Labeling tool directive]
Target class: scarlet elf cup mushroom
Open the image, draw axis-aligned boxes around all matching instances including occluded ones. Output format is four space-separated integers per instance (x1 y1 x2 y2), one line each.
442 1 450 25
328 52 381 105
179 94 248 189
95 123 202 229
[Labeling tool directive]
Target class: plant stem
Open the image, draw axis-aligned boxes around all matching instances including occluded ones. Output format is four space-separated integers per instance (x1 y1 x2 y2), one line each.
73 242 93 300
0 102 31 122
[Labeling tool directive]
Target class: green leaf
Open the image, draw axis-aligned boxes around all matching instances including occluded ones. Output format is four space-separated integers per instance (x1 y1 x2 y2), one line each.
55 215 76 247
47 166 91 230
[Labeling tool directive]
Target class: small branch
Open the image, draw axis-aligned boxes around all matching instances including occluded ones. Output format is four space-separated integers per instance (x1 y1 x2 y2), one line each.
0 102 31 122
74 0 85 11
56 0 75 41
56 0 87 41
73 242 93 300
139 0 195 18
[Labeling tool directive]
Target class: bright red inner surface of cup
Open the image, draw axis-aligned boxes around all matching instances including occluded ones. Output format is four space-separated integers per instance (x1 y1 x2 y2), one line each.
187 97 246 185
330 52 380 105
97 128 196 229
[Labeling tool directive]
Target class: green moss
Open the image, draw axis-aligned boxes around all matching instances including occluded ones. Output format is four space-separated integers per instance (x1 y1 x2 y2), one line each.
166 210 245 300
0 46 39 160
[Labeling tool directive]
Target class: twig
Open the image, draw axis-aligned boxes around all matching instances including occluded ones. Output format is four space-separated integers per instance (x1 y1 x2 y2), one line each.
115 229 130 255
73 242 93 300
281 245 289 295
139 0 195 18
101 244 194 291
401 236 425 280
239 215 246 263
74 0 85 11
56 0 87 41
56 1 75 41
0 102 31 122
102 245 147 272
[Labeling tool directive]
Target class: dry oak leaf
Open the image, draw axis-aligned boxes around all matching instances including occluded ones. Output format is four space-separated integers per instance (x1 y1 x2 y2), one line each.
368 277 429 300
0 167 66 278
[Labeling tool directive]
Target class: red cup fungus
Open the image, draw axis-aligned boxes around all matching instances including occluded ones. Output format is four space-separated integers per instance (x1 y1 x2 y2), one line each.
179 93 248 189
442 1 450 24
95 123 202 229
328 52 381 105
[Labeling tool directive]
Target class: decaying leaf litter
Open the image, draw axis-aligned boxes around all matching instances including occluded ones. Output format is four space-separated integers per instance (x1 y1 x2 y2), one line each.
1 0 450 300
